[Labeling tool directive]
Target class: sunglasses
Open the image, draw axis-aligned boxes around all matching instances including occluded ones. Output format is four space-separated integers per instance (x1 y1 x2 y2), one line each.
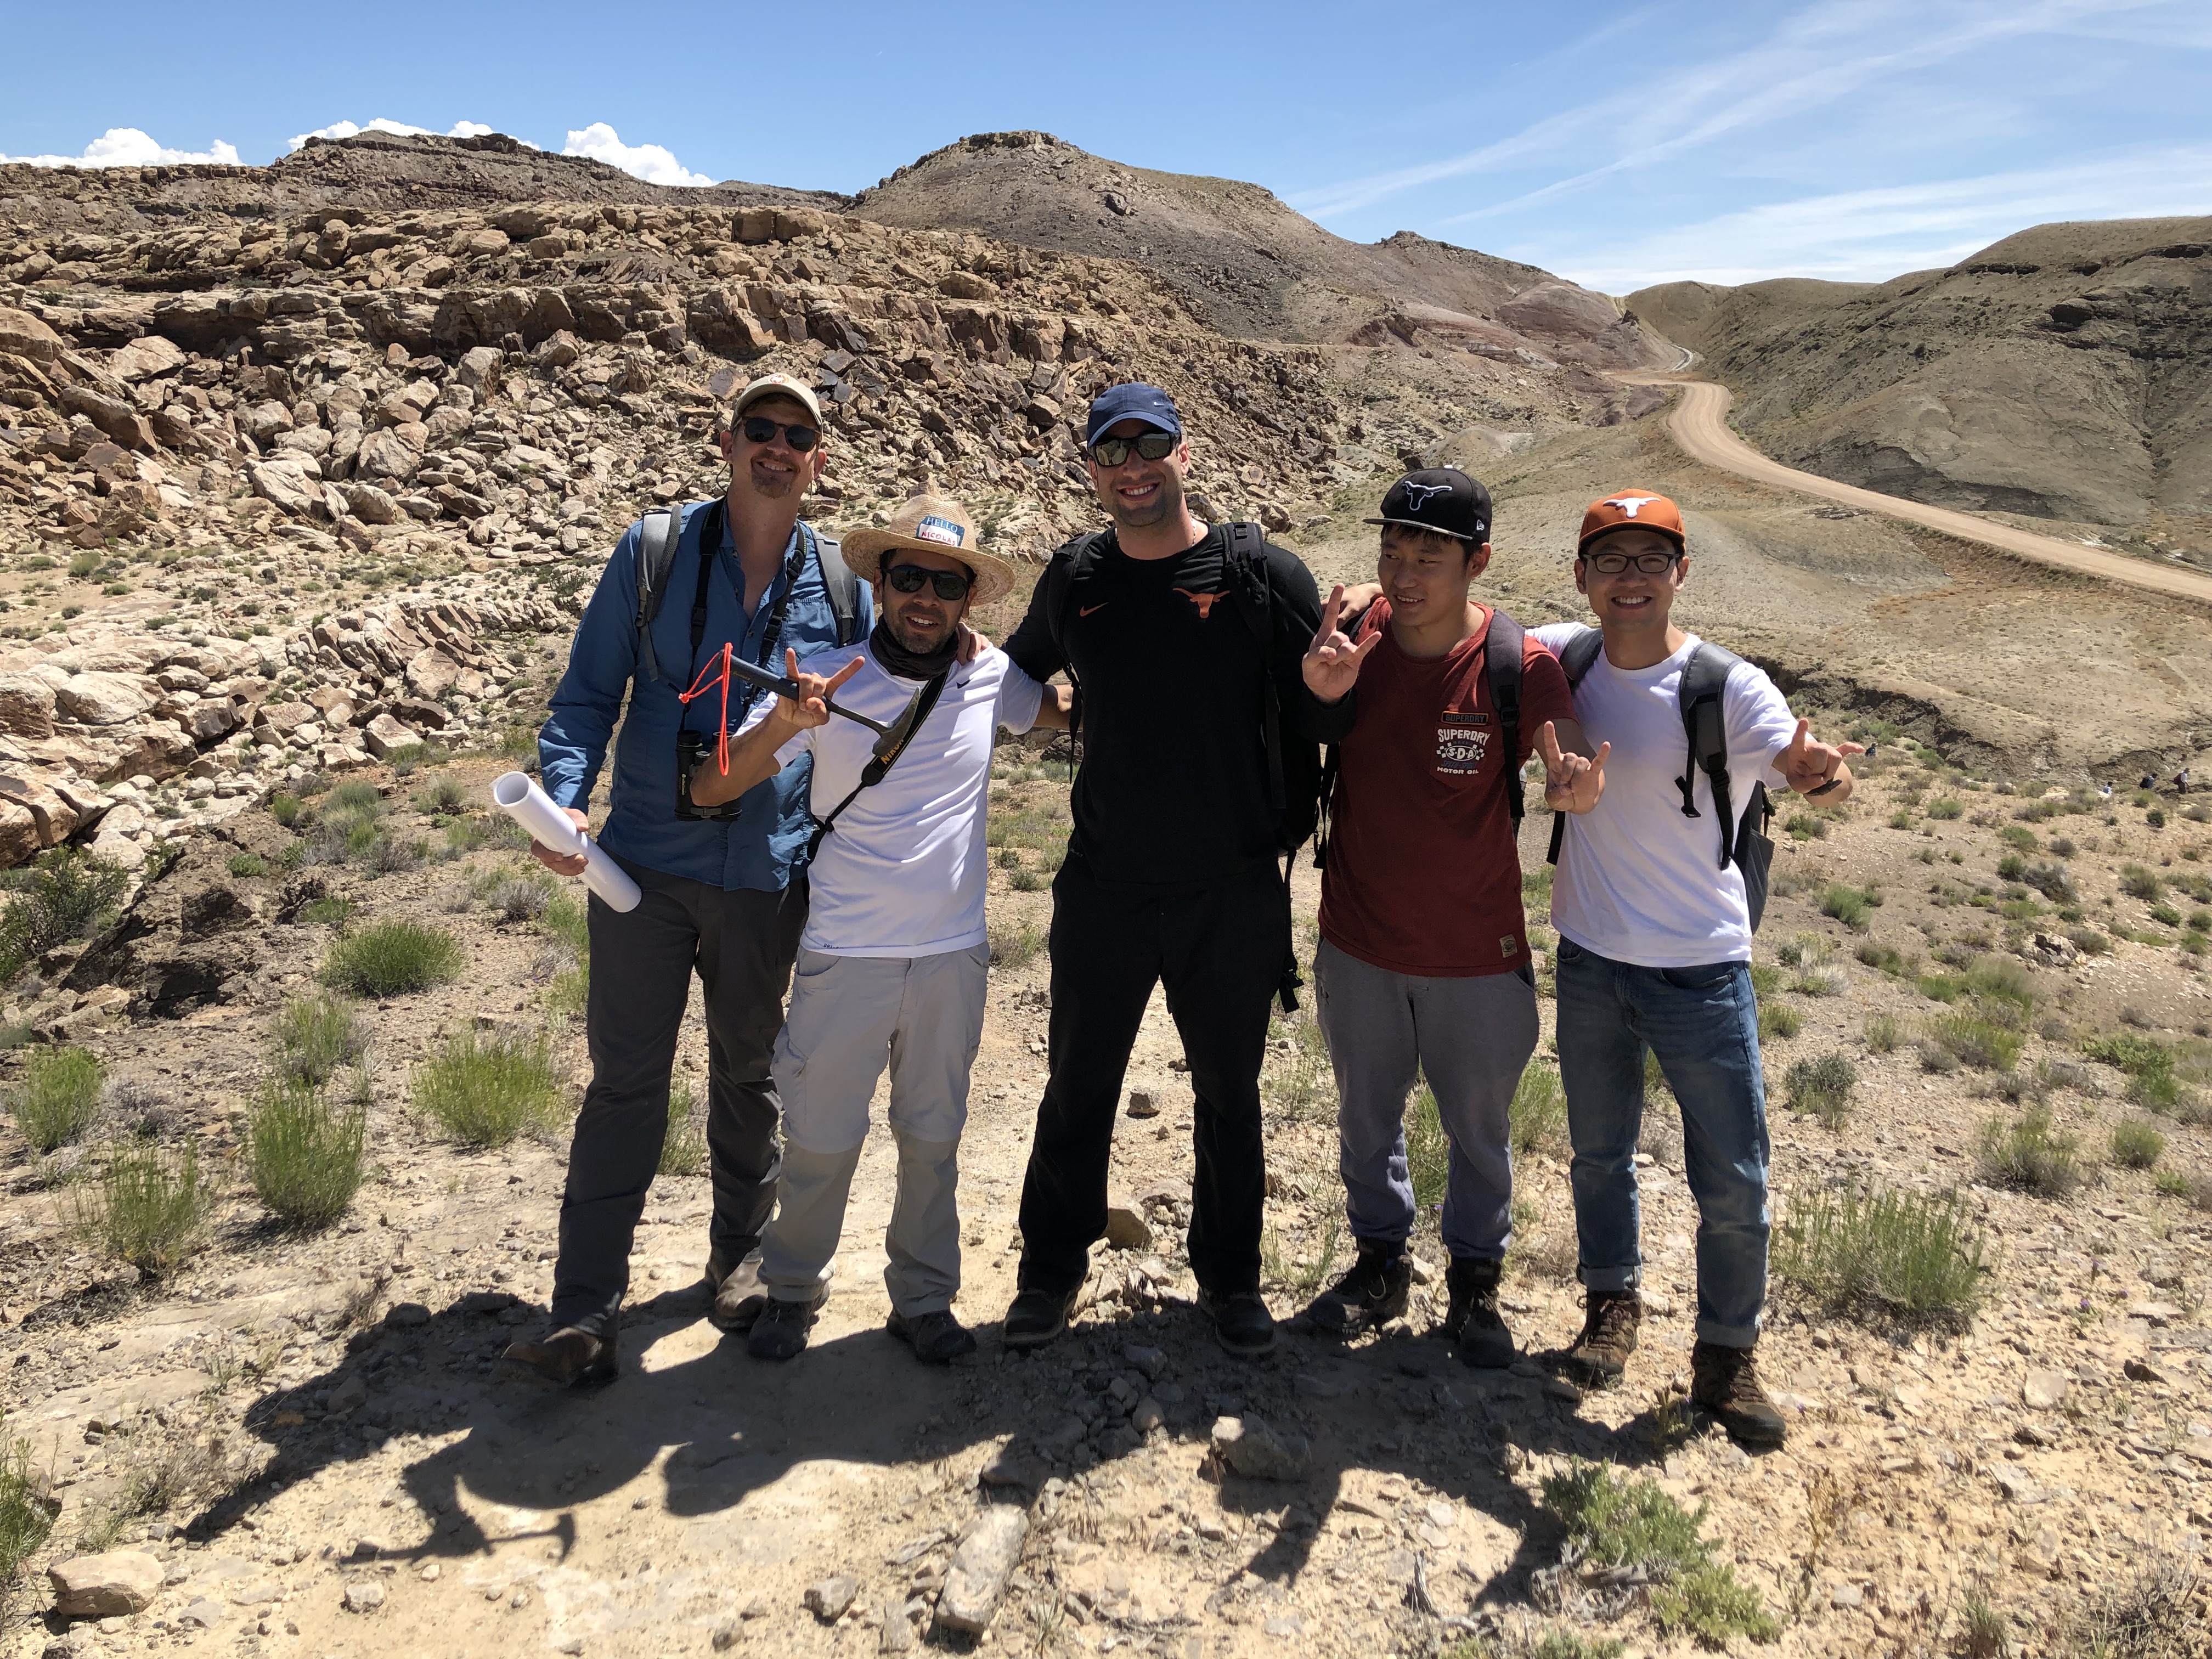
1089 432 1177 468
1582 549 1681 575
884 563 973 600
739 415 820 452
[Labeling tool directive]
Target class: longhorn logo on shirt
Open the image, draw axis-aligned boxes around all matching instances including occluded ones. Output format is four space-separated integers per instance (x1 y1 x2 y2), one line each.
1400 480 1452 509
1175 589 1225 619
1604 494 1662 517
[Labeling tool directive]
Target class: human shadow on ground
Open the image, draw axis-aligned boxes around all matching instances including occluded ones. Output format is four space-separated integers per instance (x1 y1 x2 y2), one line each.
214 1278 1767 1628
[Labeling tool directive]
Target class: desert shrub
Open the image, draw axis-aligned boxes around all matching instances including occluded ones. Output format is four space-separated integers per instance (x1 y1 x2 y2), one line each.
2021 862 2075 901
2151 901 2185 928
0 846 133 980
1539 1461 1779 1645
2148 807 2167 828
2109 1119 2166 1170
414 775 469 814
442 817 488 859
269 792 302 827
70 1138 212 1273
1785 1052 1856 1127
1509 1064 1567 1156
1926 797 1963 820
1747 962 1782 998
227 852 268 878
2120 863 2163 901
326 780 383 814
1918 971 1964 1003
363 835 424 876
2067 925 2111 956
489 876 551 922
1 1437 56 1610
1407 1085 1447 1212
1008 865 1045 892
2050 836 2076 857
1760 1001 1802 1041
245 1080 367 1227
1778 933 1833 969
11 1044 104 1152
321 919 464 997
989 918 1046 970
1964 956 2039 1011
1855 943 1914 975
2061 1553 2210 1659
1785 812 1826 841
1925 1012 2023 1071
1774 1181 1987 1325
270 990 369 1087
659 1079 706 1177
1977 1105 2084 1197
411 1029 565 1148
1864 1013 1903 1053
540 890 589 957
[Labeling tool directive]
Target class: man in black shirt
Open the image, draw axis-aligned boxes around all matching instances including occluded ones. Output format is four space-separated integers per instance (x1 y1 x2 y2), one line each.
1000 383 1345 1356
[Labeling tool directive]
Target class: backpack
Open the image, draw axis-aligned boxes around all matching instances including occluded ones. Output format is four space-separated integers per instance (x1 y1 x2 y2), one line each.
632 499 861 686
1544 626 1777 931
1311 604 1527 870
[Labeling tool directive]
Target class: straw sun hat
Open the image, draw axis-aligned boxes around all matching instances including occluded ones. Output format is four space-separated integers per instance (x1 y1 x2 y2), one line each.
842 494 1017 605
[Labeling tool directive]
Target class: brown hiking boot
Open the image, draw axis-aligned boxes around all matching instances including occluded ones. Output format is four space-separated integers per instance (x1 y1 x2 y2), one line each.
707 1250 767 1332
500 1325 618 1387
1566 1290 1641 1386
1691 1340 1787 1447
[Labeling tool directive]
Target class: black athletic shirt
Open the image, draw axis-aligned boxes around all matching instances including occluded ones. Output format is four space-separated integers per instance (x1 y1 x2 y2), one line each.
1004 523 1345 886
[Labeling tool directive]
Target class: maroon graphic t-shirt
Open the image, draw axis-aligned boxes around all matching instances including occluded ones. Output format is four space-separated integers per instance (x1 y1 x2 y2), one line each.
1318 602 1576 976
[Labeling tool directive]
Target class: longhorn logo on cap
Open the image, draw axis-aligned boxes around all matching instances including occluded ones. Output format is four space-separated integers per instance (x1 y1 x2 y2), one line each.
1604 494 1661 517
1401 481 1452 509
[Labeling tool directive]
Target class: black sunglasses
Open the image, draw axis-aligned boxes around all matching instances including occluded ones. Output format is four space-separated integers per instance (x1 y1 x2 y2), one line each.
884 563 973 600
740 415 820 452
1089 432 1177 467
1582 549 1682 575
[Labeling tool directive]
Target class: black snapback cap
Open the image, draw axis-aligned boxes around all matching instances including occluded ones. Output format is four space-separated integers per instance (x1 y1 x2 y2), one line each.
1364 467 1492 543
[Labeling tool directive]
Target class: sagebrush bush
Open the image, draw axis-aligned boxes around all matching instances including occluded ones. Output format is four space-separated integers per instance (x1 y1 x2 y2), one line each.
1785 1052 1857 1127
11 1044 104 1152
2110 1118 2166 1171
1509 1065 1567 1156
321 919 465 997
246 1080 367 1227
659 1080 706 1177
1774 1181 1986 1325
1924 1012 2023 1072
1820 884 1874 929
270 990 369 1086
70 1138 212 1273
1760 1001 1802 1041
2121 863 2163 901
1977 1104 2085 1197
411 1029 565 1147
1864 1014 1903 1054
414 776 469 814
0 846 132 981
989 918 1046 969
0 1437 55 1606
1539 1461 1779 1645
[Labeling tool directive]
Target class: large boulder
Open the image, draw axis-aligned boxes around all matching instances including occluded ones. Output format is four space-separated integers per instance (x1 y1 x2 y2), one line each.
49 1550 162 1619
405 647 460 698
108 335 187 382
54 672 160 726
0 306 64 364
247 458 321 516
58 384 155 450
0 673 58 738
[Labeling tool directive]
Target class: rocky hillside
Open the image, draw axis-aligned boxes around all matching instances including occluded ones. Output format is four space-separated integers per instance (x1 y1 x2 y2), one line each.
1628 217 2212 539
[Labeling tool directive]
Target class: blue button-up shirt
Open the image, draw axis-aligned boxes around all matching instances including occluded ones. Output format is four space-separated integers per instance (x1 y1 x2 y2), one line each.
538 500 872 892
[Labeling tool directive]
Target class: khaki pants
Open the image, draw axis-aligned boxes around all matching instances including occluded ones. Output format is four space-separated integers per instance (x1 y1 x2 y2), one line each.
761 944 989 1317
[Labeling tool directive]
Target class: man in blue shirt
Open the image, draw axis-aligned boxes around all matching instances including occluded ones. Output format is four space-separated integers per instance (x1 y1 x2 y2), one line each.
502 374 871 1387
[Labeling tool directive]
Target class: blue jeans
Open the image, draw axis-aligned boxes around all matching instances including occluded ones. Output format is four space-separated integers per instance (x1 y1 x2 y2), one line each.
1553 936 1770 1348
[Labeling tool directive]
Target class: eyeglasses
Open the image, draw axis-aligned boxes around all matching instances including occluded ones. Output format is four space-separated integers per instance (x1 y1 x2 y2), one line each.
1582 549 1682 575
884 564 973 600
1089 432 1177 468
740 415 820 452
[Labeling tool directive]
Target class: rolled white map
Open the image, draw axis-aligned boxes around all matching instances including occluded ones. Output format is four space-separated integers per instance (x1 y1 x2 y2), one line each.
490 771 641 913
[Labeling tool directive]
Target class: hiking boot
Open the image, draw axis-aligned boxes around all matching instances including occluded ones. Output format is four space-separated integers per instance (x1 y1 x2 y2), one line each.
747 1296 820 1362
1305 1241 1411 1338
706 1249 767 1333
888 1308 978 1365
1197 1287 1277 1358
1566 1290 1642 1387
1002 1285 1079 1351
1444 1257 1515 1369
1691 1341 1788 1447
500 1325 618 1387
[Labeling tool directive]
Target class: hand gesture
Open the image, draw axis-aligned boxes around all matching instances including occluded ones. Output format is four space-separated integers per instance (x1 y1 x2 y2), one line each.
1776 718 1863 794
771 648 865 732
1302 583 1381 704
1538 721 1609 815
529 806 590 877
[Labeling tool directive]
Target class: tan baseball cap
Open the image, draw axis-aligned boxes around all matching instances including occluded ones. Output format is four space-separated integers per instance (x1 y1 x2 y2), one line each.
729 372 824 428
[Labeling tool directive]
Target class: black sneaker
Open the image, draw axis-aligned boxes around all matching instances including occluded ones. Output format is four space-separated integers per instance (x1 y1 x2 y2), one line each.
1197 1287 1277 1358
746 1296 819 1362
1444 1257 1515 1369
888 1308 978 1365
1002 1285 1078 1350
1305 1241 1410 1338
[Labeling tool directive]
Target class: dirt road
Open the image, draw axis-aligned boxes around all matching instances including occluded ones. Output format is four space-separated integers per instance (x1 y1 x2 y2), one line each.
1642 376 2212 607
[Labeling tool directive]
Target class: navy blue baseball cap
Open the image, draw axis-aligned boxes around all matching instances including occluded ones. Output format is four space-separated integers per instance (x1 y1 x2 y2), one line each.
1085 382 1183 446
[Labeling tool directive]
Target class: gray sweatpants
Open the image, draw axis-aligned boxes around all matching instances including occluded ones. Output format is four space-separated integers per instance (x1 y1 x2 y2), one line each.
1312 938 1539 1262
760 944 990 1316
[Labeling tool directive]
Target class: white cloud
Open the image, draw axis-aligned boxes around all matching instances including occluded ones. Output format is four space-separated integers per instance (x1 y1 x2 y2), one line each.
562 123 713 188
288 117 505 150
1549 143 2212 291
0 128 241 168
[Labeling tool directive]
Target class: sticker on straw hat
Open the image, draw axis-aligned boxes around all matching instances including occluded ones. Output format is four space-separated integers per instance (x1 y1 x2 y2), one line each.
915 515 967 548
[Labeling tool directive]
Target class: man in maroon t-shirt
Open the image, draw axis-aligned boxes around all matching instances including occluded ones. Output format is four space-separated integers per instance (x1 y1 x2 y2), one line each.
1299 469 1607 1364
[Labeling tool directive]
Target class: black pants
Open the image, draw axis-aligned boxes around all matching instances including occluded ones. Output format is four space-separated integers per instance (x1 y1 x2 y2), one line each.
1017 856 1288 1297
550 857 806 1335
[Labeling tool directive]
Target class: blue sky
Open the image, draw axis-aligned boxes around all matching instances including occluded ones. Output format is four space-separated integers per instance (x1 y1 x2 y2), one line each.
3 0 2207 292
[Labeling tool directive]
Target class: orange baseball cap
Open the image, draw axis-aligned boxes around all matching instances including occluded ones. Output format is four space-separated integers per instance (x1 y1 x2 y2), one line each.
1578 489 1686 552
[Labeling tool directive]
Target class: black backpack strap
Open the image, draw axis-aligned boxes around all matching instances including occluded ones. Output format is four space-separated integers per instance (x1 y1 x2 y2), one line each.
1546 626 1605 866
1678 641 1745 870
1044 531 1105 750
1220 522 1285 816
1485 607 1526 828
805 668 951 860
634 505 685 684
812 531 862 647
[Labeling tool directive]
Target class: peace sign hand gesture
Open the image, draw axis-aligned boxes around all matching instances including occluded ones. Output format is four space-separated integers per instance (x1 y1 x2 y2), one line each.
1302 582 1381 704
1538 720 1610 815
1776 718 1862 795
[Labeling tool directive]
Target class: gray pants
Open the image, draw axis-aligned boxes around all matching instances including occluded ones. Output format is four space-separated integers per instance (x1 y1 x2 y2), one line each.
1312 938 1539 1262
760 945 989 1316
550 857 805 1336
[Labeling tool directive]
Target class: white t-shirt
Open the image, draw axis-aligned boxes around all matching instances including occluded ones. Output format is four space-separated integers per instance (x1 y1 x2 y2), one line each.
740 641 1043 958
1531 625 1797 967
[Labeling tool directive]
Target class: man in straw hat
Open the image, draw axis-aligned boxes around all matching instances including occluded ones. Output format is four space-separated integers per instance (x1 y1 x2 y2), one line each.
504 373 874 1387
691 494 1070 1363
